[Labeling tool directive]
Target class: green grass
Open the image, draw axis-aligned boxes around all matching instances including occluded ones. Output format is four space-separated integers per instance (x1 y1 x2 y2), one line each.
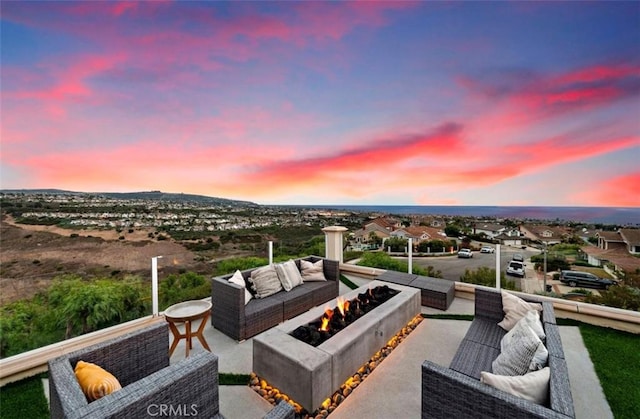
339 274 359 290
219 372 250 385
558 319 640 419
0 373 49 419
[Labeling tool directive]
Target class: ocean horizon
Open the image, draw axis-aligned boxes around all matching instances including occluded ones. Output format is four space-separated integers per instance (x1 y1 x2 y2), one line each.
303 205 640 226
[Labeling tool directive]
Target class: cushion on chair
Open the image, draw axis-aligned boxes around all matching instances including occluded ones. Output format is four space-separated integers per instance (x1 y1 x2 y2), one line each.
300 259 327 281
498 291 542 331
492 322 546 376
229 270 253 305
74 360 122 401
249 265 283 298
500 317 549 372
275 260 304 291
481 367 550 405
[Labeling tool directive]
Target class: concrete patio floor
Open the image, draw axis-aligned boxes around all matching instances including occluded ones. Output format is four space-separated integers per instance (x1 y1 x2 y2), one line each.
169 275 612 419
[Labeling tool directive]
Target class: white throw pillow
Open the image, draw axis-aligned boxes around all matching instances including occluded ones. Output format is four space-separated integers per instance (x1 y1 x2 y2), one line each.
481 367 550 405
300 259 327 282
498 291 543 331
228 270 252 305
274 260 304 291
500 318 549 371
519 310 546 342
250 265 283 298
493 324 546 376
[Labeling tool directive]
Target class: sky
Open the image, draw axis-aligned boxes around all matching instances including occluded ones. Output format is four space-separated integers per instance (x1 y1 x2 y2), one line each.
1 1 639 207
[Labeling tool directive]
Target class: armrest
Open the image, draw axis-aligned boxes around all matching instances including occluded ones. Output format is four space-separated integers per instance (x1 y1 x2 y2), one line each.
80 351 222 419
421 360 571 419
211 276 246 340
474 287 505 322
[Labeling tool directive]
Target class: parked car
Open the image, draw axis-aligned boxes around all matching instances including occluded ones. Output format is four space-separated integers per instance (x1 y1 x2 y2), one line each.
457 248 473 258
559 270 617 290
506 261 525 278
480 246 495 254
512 253 524 262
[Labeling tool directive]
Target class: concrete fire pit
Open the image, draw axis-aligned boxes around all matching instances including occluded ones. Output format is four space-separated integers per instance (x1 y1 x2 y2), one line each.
253 280 421 412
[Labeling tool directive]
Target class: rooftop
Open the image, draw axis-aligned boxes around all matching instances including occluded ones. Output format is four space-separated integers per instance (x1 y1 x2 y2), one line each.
3 268 639 418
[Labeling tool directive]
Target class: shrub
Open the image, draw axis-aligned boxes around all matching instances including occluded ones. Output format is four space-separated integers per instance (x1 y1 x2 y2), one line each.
159 272 209 309
215 257 268 275
356 252 442 278
585 285 640 311
460 267 516 290
384 237 408 252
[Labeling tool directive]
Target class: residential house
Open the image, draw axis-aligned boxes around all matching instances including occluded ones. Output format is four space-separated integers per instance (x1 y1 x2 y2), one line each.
519 224 567 245
582 229 640 274
474 222 506 238
390 226 447 244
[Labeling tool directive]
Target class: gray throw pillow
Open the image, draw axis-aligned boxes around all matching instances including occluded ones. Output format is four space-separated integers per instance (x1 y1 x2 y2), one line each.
250 265 283 298
493 323 546 376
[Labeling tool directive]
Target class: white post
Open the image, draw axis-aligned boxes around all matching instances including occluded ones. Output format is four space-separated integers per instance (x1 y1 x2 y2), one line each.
495 244 501 290
322 226 348 263
151 256 163 316
408 238 413 274
268 241 273 265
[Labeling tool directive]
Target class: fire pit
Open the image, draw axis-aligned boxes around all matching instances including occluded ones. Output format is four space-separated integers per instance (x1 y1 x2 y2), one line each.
290 285 400 347
253 280 420 413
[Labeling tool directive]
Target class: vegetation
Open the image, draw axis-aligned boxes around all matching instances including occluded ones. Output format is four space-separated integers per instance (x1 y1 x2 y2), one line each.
159 272 210 310
0 373 49 419
558 319 640 419
356 252 442 278
383 237 408 252
531 254 571 272
459 266 516 290
584 285 640 311
0 276 148 357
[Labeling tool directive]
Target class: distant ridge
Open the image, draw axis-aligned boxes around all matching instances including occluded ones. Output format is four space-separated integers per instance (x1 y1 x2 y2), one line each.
0 189 258 207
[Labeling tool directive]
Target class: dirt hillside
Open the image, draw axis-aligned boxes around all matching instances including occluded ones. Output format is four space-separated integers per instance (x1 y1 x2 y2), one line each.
0 217 207 305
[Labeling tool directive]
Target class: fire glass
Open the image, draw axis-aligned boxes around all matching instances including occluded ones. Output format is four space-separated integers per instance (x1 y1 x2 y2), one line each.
290 285 400 347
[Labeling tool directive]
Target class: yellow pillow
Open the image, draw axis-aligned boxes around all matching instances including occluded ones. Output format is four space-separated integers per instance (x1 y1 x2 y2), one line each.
74 360 122 401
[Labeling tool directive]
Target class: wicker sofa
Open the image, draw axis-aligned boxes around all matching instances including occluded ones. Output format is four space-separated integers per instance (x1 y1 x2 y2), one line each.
421 288 575 419
211 256 339 341
48 322 223 419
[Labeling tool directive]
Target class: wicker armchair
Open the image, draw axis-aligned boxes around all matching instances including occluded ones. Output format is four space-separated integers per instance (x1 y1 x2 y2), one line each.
48 322 224 419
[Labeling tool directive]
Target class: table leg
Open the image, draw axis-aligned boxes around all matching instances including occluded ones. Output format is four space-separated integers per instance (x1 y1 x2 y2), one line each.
194 312 212 352
167 320 183 357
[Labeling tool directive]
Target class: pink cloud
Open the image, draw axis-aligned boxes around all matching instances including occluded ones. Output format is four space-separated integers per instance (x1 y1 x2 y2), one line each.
572 172 640 207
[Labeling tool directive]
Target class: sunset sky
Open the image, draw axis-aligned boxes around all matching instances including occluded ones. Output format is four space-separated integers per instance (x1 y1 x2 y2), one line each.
2 1 639 207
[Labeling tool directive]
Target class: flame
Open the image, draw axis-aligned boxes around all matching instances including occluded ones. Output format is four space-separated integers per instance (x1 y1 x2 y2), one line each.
321 398 331 410
319 308 333 332
336 296 346 317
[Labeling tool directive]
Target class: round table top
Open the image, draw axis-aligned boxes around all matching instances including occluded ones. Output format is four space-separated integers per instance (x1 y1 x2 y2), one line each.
164 300 212 321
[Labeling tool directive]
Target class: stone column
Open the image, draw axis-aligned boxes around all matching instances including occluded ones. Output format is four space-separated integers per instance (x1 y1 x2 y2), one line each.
322 226 348 263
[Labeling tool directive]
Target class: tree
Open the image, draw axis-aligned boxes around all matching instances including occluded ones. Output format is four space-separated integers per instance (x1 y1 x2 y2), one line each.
48 276 146 338
384 237 408 252
444 225 461 238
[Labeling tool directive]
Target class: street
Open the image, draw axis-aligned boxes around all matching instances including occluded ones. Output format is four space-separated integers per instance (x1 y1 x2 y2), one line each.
407 245 544 292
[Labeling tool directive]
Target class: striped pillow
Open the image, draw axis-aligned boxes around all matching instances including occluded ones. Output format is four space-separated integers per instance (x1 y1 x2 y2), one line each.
74 360 122 401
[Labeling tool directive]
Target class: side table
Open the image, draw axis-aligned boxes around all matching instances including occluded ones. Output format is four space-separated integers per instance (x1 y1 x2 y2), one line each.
164 300 212 357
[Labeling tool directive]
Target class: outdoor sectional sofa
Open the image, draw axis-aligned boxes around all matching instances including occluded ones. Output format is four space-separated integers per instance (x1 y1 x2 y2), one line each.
421 287 575 419
211 255 340 341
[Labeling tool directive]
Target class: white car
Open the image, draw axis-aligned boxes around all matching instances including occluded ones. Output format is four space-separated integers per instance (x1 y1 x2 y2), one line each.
480 246 495 253
506 261 525 278
457 248 473 258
